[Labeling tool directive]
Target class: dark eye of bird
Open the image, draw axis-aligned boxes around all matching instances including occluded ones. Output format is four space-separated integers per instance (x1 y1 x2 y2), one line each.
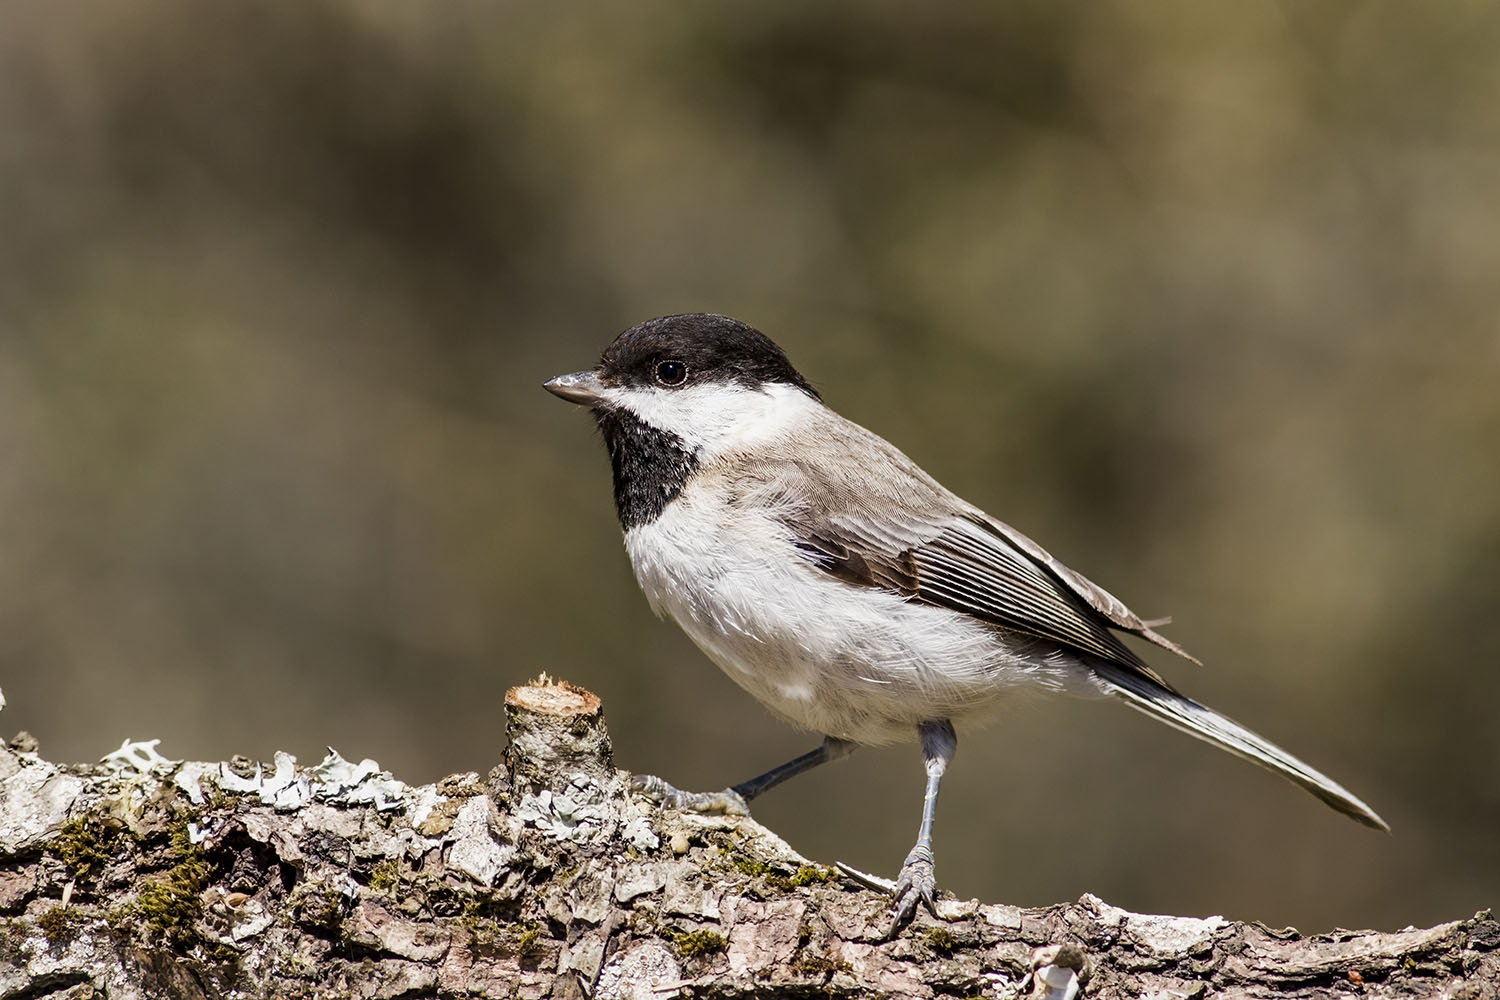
655 360 687 386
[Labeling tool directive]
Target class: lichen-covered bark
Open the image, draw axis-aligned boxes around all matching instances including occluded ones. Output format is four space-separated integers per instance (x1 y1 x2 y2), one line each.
0 680 1494 999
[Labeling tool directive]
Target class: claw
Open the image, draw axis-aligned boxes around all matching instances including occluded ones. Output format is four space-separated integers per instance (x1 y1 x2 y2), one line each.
631 774 750 815
887 845 938 936
841 848 942 936
834 861 897 895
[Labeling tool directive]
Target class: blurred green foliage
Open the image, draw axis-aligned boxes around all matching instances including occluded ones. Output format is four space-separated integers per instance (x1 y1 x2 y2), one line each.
2 1 1497 931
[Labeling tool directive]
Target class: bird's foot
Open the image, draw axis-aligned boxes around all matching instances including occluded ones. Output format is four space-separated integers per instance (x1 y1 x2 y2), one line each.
837 846 941 937
630 774 750 815
889 844 939 931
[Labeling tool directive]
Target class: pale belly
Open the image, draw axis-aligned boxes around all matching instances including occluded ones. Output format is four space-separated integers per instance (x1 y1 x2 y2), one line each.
622 496 1085 745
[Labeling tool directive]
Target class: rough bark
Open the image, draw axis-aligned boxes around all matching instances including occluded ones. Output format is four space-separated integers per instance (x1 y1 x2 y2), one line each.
0 678 1493 999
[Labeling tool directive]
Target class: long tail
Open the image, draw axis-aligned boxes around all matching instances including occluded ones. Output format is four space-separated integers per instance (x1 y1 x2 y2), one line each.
1092 662 1389 831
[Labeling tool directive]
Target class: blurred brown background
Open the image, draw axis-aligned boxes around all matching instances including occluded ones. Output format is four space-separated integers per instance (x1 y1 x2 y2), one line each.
3 1 1497 933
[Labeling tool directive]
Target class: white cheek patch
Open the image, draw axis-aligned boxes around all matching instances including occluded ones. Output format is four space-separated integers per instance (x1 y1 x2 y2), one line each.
601 381 821 461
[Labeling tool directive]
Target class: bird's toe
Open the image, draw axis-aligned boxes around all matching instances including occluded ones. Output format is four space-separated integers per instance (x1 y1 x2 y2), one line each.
630 774 750 815
886 845 940 936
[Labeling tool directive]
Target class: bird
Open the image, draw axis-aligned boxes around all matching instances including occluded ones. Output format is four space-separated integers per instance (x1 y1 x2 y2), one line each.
544 312 1387 930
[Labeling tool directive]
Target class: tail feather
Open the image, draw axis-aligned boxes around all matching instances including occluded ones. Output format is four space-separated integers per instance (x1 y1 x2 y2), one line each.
1093 663 1389 832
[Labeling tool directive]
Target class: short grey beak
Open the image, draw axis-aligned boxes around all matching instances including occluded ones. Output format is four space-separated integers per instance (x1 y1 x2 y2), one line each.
543 370 607 406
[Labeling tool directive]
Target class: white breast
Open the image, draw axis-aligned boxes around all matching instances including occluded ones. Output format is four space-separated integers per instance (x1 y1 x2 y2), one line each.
623 480 1086 746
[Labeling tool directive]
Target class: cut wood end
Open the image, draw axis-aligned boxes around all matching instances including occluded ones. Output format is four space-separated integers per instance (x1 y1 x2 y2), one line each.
505 676 601 717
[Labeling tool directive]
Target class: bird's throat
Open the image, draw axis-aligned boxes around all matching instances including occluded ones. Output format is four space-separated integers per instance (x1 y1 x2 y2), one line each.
594 409 700 530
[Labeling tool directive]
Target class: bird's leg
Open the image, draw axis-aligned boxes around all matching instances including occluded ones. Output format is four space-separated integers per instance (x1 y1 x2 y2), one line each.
890 719 957 931
732 736 857 799
632 736 856 815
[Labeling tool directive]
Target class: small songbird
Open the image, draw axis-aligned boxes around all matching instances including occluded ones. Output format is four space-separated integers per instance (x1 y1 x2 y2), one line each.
545 313 1386 929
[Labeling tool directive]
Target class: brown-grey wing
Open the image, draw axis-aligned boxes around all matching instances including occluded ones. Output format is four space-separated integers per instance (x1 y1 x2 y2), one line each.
977 515 1202 665
737 413 1197 675
789 505 1177 682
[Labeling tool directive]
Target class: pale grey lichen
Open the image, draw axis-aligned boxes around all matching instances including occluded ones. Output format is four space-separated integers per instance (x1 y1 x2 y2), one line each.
208 749 409 813
406 783 443 830
622 814 660 852
309 749 406 811
174 760 219 805
516 774 617 843
216 759 266 795
261 751 311 811
99 738 180 777
444 795 514 886
596 940 683 1000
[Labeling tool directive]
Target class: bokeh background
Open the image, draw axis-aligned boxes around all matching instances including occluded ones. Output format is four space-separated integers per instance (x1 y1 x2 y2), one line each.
3 1 1497 933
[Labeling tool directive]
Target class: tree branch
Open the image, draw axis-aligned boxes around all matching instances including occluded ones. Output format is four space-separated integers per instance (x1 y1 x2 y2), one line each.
1 678 1493 999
